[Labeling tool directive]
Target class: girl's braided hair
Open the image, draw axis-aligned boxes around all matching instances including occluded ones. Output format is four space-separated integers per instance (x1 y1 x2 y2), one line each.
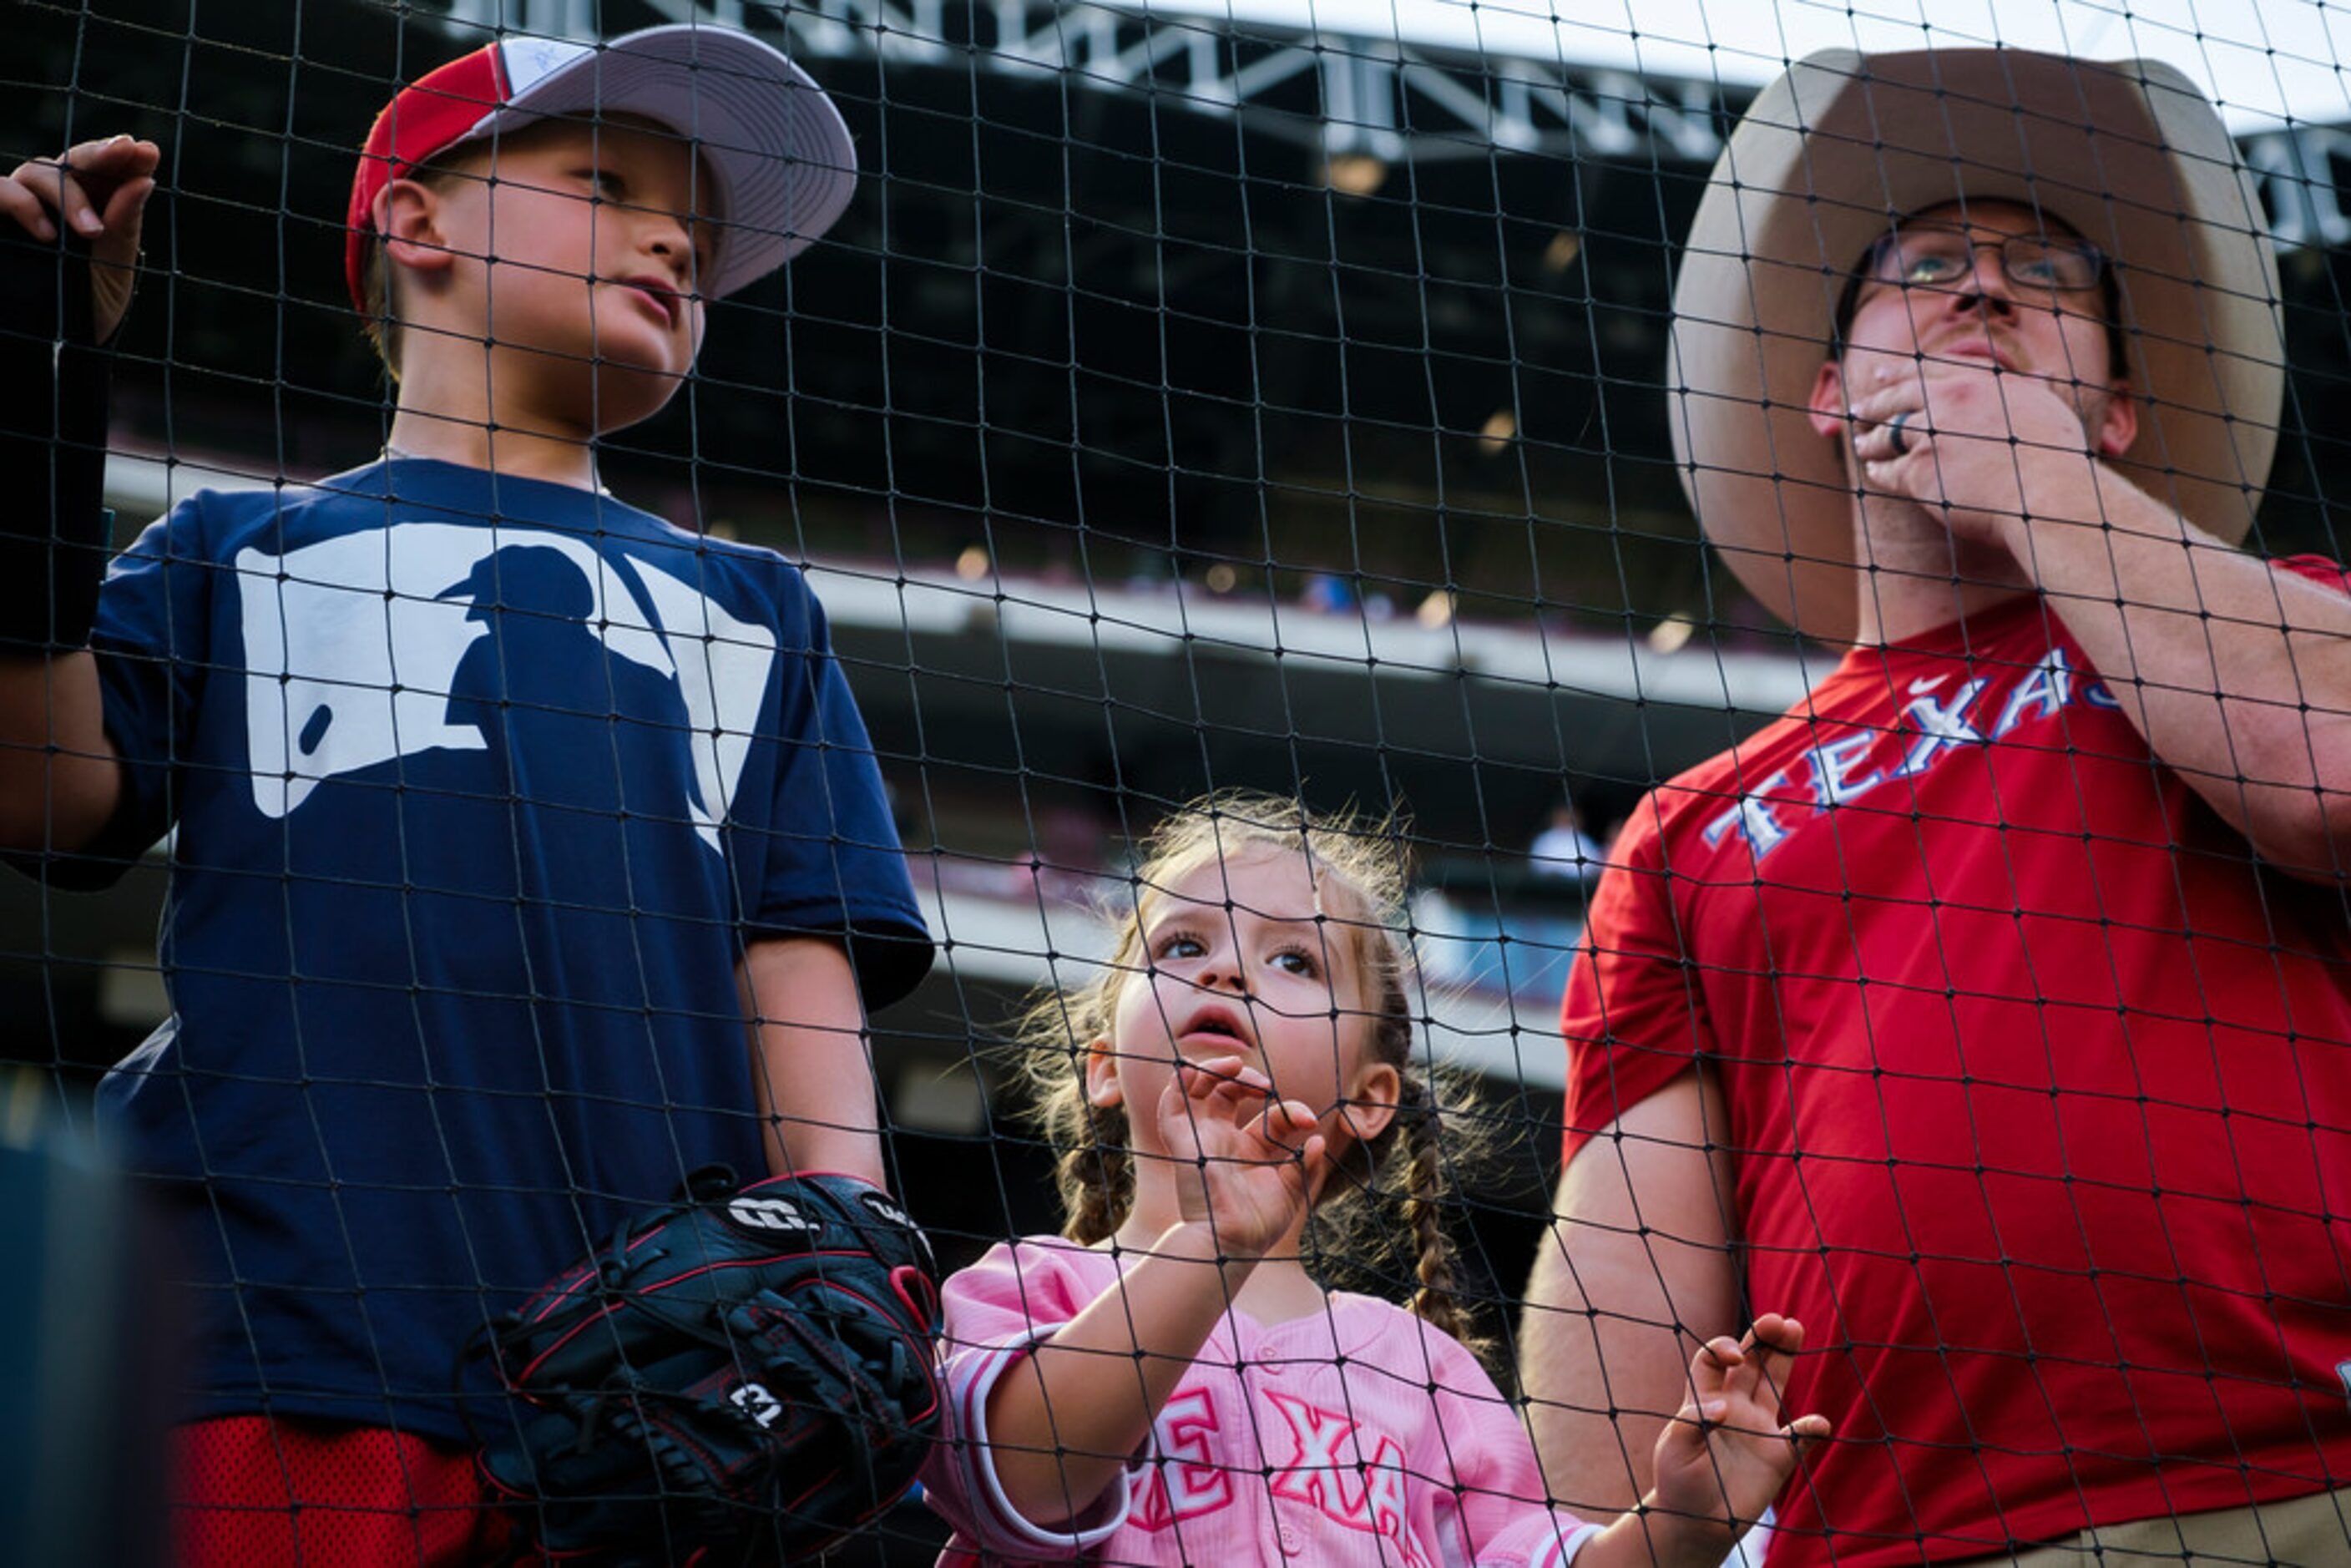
1012 791 1494 1360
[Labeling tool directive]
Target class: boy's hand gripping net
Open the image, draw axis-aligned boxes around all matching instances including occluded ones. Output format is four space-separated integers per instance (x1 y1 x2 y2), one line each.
476 1168 944 1565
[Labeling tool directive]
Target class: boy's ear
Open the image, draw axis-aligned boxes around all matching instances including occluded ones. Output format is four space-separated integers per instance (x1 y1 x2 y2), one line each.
1339 1060 1402 1145
374 180 458 283
1082 1039 1124 1110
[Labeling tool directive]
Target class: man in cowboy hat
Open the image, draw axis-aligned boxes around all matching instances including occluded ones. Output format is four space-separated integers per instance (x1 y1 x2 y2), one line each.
1517 48 2351 1567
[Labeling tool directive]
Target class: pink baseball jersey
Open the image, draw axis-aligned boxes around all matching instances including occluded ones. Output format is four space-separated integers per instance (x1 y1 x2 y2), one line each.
922 1236 1601 1565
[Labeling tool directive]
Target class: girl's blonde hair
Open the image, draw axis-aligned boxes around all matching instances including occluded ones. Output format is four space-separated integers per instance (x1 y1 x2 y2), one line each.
1014 791 1491 1356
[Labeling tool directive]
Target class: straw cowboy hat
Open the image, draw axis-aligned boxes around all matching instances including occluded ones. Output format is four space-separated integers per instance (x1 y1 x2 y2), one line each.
1668 48 2283 645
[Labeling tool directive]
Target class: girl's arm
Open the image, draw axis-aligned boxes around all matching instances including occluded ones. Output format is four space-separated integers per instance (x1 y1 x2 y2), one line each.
981 1217 1246 1525
987 1056 1322 1526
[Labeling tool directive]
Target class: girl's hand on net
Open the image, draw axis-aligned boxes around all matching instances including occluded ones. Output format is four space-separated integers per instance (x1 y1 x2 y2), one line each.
1645 1313 1831 1560
2 135 160 343
1157 1055 1322 1262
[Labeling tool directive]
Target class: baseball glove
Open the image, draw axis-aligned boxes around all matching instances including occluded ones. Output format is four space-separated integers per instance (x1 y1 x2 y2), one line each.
474 1166 943 1565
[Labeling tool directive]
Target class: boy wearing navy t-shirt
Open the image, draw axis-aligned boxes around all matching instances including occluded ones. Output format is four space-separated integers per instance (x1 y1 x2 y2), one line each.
0 27 932 1565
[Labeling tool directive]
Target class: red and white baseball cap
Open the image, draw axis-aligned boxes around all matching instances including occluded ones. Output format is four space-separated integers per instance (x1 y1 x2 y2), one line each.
344 23 857 315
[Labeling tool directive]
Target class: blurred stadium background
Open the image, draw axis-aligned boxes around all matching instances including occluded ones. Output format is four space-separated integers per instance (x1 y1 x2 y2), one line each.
6 0 2351 1557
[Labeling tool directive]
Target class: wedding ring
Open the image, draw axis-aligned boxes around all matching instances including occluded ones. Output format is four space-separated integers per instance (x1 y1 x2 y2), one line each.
1887 409 1913 457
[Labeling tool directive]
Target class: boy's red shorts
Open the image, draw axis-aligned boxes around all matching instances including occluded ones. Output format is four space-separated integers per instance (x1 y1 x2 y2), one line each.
173 1415 535 1568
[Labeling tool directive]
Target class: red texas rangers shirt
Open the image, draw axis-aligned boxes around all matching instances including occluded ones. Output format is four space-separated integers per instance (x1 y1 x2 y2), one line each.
1562 563 2351 1566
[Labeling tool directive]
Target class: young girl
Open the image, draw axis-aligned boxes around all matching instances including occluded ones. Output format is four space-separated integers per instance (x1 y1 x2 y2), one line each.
923 794 1828 1565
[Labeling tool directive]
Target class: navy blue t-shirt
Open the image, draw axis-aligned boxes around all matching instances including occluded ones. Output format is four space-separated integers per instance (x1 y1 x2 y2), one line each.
69 458 931 1441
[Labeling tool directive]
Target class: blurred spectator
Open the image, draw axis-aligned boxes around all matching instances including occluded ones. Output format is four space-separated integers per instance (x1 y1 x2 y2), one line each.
1300 571 1397 620
1301 572 1357 614
1527 803 1606 883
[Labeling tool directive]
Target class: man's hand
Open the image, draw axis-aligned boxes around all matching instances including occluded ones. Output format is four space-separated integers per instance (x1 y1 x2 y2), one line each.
1848 359 2115 550
3 135 159 344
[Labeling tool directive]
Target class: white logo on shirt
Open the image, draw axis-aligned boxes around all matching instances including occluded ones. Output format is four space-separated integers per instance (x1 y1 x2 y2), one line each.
232 524 776 852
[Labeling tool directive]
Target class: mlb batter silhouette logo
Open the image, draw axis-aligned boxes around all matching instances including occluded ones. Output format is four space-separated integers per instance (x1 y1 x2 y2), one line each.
235 522 776 850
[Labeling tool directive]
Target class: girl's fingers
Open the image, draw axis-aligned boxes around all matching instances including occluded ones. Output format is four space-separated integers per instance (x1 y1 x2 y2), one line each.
1298 1130 1327 1177
1691 1316 1809 1413
1204 1075 1278 1133
1176 1055 1257 1102
1744 1314 1805 1393
1178 1053 1246 1080
1658 1396 1727 1460
1260 1095 1317 1143
1689 1333 1742 1393
1170 1062 1297 1154
1214 1095 1316 1164
1180 1059 1308 1133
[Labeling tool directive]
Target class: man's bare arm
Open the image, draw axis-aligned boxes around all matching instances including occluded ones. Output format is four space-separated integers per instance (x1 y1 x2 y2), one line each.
2006 480 2351 878
1518 1068 1742 1520
1855 367 2351 878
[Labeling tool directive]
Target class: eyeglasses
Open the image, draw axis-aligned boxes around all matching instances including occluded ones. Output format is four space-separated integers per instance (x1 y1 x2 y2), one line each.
1857 223 2106 298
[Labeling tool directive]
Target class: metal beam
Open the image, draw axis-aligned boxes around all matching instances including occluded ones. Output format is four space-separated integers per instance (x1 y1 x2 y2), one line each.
432 0 1745 164
433 0 2351 244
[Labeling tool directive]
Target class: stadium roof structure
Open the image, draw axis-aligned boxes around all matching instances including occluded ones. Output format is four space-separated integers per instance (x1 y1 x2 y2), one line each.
434 0 2351 235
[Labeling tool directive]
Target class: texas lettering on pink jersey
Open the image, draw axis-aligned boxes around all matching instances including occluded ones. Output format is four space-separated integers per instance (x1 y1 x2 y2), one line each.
922 1237 1600 1565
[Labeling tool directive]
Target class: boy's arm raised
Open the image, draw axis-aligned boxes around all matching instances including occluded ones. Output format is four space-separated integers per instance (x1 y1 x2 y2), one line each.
0 137 157 852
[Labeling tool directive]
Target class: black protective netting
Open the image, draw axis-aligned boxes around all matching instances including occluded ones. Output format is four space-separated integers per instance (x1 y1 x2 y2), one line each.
3 1 2350 1564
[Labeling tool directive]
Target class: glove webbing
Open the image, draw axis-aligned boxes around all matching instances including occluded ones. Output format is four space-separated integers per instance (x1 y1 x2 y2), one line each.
0 231 116 655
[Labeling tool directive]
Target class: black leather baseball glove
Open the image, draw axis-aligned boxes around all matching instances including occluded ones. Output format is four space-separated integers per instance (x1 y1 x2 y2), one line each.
474 1167 943 1565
